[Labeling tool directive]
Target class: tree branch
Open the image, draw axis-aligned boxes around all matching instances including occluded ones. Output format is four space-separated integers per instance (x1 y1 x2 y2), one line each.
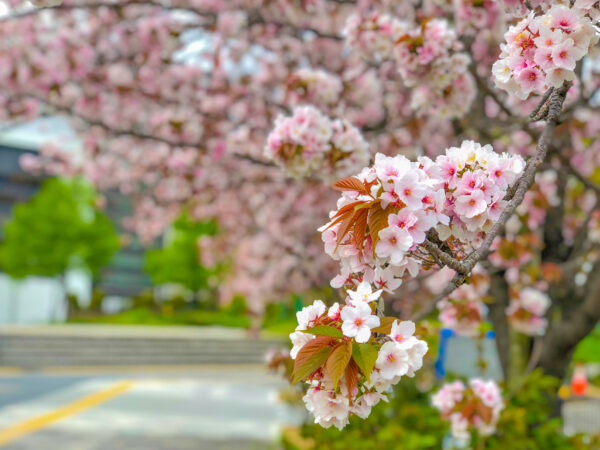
538 258 600 378
422 239 468 273
488 272 511 380
1 1 344 40
25 94 277 168
425 83 571 310
462 82 571 271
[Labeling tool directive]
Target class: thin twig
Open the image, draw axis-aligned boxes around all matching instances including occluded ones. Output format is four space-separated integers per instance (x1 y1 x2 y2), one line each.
26 94 277 168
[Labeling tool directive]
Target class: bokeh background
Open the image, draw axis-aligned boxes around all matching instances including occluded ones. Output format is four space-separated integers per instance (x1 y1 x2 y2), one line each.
1 0 600 449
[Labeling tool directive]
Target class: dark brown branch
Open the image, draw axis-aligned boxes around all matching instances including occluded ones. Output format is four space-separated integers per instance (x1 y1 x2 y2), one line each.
538 258 600 379
529 87 554 121
462 82 571 271
422 239 468 274
488 272 511 380
418 82 572 316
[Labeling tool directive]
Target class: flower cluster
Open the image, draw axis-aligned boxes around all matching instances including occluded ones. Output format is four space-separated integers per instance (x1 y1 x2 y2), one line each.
343 13 405 62
345 14 476 118
437 285 487 336
287 69 344 107
454 0 501 35
506 287 550 335
432 379 504 445
436 141 525 244
290 283 428 429
493 5 598 99
393 19 465 88
264 106 370 180
321 141 524 292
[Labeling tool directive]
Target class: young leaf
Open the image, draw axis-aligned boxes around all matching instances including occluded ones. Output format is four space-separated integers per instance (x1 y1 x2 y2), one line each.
352 208 369 251
332 177 369 195
336 211 358 246
323 208 353 231
292 335 335 384
302 325 343 339
368 203 391 253
332 201 366 219
352 342 379 382
345 359 359 401
371 316 397 334
325 341 352 389
291 346 333 384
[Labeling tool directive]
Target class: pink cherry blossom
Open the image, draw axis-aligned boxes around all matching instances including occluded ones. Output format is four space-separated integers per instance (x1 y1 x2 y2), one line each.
375 341 409 380
340 302 380 343
455 191 488 219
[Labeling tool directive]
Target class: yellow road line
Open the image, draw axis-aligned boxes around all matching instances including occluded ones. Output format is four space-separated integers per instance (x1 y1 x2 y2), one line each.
0 380 133 447
0 368 23 377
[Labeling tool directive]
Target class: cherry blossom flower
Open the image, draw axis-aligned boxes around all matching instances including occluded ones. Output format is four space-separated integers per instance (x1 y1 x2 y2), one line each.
347 281 383 305
506 287 551 335
375 227 413 265
296 300 327 331
375 341 410 380
340 302 380 343
289 331 315 359
390 320 416 344
432 378 504 444
265 106 370 180
494 4 598 98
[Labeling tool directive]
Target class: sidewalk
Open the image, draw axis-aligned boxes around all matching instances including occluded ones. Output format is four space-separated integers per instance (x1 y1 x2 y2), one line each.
0 324 284 341
0 325 286 368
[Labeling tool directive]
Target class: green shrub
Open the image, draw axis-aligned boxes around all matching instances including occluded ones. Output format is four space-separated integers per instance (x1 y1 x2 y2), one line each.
289 370 599 450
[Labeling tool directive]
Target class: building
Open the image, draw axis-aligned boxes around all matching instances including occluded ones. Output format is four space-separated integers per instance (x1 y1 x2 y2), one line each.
0 120 153 323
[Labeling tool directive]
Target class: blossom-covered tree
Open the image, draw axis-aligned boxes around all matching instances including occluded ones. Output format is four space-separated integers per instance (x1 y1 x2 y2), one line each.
4 0 600 441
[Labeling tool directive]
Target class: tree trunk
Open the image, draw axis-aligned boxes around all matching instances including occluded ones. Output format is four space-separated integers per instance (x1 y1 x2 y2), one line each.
537 262 600 380
488 272 511 381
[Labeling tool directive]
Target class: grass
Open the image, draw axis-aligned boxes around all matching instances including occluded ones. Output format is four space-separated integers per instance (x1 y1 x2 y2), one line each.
573 326 600 363
69 307 251 328
262 318 297 336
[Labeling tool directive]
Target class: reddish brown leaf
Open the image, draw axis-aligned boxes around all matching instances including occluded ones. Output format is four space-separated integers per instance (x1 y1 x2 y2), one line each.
336 212 357 246
352 209 369 251
325 341 353 389
323 208 353 232
371 316 397 334
477 403 493 424
460 401 476 420
368 203 391 254
345 359 359 402
332 177 369 195
291 346 332 384
332 201 366 219
293 336 335 376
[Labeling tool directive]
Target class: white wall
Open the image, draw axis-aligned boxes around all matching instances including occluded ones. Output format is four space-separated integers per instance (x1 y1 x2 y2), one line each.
0 270 91 324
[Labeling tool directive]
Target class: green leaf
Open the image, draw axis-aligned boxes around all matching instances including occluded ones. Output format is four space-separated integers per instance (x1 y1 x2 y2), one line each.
291 346 333 384
325 341 352 389
302 325 343 339
352 342 379 382
371 316 397 334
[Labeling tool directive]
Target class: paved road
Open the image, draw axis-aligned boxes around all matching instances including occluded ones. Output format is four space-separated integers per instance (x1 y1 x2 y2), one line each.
0 367 304 449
